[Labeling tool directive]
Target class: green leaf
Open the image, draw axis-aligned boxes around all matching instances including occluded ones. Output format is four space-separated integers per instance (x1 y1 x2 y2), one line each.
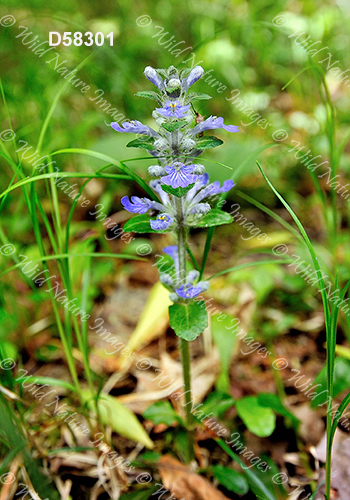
330 391 350 447
0 394 60 499
310 357 350 408
119 487 158 500
188 92 212 101
256 162 329 328
126 138 155 150
188 209 233 228
212 465 249 495
135 91 160 102
123 215 153 233
81 391 154 449
169 300 208 341
212 314 238 393
257 393 300 429
215 439 278 500
15 376 76 393
236 396 276 437
123 214 170 234
161 183 195 197
143 401 181 426
138 451 162 463
50 148 157 200
161 120 187 132
0 341 17 361
200 392 235 418
196 136 223 149
174 428 192 464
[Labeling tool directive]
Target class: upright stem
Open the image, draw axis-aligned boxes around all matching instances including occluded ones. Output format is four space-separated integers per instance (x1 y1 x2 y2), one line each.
325 346 334 500
175 196 195 460
325 415 332 500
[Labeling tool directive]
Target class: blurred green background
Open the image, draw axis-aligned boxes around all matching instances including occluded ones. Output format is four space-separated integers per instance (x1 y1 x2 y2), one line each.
1 0 349 185
1 0 350 342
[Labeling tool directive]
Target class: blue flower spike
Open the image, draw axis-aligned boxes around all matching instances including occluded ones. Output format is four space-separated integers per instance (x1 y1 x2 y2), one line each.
111 64 240 306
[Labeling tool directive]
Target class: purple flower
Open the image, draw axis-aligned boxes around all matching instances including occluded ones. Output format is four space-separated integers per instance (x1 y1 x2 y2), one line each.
175 284 203 299
111 120 158 137
150 213 173 231
189 203 210 215
121 196 163 214
190 116 239 135
155 101 191 118
182 66 204 91
175 272 209 298
163 245 178 259
190 179 235 205
149 180 171 207
161 162 198 188
144 66 165 91
163 245 179 276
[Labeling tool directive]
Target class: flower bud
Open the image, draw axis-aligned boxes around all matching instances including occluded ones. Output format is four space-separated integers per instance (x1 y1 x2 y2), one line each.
144 66 164 90
193 164 205 174
167 78 181 89
181 138 196 150
183 66 204 91
148 165 165 176
160 274 174 287
198 280 209 292
154 138 168 150
186 270 200 283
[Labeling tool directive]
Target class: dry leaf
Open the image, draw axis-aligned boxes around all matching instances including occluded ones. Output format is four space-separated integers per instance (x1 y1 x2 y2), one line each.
124 282 172 355
159 455 230 500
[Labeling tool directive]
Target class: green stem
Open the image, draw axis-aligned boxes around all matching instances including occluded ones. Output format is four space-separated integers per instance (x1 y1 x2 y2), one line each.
180 338 195 458
175 196 195 461
325 408 332 500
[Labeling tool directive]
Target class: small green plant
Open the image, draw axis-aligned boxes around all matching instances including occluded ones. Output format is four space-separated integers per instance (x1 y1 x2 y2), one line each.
111 64 239 456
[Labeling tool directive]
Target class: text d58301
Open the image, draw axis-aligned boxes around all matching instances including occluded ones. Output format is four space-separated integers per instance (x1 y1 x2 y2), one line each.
49 31 113 47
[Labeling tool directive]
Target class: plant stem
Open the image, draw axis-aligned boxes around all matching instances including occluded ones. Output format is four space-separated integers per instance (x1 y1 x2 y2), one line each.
175 196 195 461
180 338 195 460
325 411 332 500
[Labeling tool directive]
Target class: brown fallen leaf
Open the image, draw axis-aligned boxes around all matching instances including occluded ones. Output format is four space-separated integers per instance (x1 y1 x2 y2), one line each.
159 455 230 500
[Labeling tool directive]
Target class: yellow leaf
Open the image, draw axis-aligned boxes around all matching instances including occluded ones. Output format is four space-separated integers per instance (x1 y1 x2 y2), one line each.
126 281 171 352
82 391 154 449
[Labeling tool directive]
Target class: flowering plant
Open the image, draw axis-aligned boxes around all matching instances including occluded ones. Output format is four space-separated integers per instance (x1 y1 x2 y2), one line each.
111 65 238 449
111 64 238 341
